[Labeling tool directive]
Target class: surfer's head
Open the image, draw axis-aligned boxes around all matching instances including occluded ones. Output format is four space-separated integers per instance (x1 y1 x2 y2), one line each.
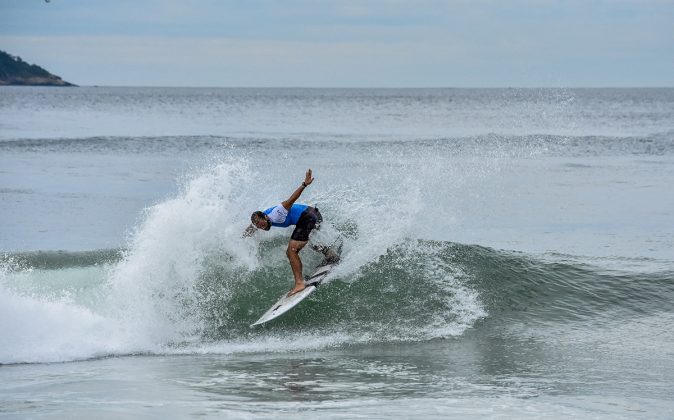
251 211 271 230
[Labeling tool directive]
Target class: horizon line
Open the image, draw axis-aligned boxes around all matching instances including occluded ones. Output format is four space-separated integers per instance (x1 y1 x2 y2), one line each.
5 85 673 90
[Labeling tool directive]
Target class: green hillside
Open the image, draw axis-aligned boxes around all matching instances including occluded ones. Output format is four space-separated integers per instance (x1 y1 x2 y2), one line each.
0 50 75 86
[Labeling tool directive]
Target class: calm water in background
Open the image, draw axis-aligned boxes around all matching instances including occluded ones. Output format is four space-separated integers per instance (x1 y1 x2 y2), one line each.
1 87 673 418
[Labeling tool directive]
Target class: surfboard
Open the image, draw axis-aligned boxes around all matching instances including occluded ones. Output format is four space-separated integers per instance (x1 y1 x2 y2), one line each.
251 250 340 327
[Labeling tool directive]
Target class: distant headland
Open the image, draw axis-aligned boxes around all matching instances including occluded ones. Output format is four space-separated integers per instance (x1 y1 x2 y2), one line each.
0 49 76 86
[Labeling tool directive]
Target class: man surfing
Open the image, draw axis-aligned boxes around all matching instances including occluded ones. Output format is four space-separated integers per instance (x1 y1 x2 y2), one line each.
244 169 338 296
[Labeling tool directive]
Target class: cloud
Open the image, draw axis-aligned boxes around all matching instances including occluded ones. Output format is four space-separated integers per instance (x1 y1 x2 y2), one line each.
1 0 673 86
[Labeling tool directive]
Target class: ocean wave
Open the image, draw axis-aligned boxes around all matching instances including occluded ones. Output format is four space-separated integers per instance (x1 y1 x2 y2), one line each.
2 156 672 364
2 132 673 157
2 239 672 365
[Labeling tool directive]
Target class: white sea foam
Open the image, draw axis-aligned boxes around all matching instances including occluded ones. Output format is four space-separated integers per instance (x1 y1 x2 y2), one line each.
0 286 130 364
0 158 487 363
100 159 259 345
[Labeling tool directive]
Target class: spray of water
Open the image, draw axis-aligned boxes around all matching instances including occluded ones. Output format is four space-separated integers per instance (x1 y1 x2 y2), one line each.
0 155 487 363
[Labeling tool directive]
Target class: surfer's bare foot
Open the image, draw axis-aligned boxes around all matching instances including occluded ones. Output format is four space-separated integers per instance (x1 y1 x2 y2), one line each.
287 285 305 297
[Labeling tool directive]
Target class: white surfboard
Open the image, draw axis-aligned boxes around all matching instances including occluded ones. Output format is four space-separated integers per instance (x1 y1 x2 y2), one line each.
251 259 338 327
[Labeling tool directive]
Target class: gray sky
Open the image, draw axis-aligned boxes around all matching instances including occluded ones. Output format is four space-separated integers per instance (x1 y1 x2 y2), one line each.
1 0 673 87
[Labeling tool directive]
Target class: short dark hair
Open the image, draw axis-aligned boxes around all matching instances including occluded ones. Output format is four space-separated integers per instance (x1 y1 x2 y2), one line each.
251 211 266 223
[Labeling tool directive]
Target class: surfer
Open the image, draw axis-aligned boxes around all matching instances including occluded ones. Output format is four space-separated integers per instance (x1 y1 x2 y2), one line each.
244 169 338 296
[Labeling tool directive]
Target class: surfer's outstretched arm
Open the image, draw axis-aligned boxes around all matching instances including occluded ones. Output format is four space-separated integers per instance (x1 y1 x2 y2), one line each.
281 169 314 210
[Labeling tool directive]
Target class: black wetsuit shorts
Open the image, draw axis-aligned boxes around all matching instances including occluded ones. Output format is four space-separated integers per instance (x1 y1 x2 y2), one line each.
291 206 322 241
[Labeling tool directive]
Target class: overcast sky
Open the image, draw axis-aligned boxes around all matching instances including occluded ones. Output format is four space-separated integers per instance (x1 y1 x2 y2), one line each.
1 0 673 87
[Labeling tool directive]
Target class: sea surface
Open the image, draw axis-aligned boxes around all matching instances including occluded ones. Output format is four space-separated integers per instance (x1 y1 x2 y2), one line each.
1 87 673 418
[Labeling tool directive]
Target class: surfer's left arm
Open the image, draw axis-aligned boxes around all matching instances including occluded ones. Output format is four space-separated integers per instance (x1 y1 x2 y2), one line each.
281 169 314 210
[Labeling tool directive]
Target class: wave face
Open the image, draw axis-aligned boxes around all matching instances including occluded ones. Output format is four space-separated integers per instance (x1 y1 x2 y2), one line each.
3 222 672 364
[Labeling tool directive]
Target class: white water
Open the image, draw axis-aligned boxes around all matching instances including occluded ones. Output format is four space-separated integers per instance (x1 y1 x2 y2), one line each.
0 158 486 364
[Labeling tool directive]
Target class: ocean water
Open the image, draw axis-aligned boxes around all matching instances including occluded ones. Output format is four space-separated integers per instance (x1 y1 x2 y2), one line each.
1 87 673 418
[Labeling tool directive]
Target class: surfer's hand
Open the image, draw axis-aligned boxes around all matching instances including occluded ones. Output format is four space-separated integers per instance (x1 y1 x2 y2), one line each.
242 224 256 238
304 169 314 186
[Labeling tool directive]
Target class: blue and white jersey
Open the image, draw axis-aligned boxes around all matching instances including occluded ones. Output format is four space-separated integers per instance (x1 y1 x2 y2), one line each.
263 204 308 228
